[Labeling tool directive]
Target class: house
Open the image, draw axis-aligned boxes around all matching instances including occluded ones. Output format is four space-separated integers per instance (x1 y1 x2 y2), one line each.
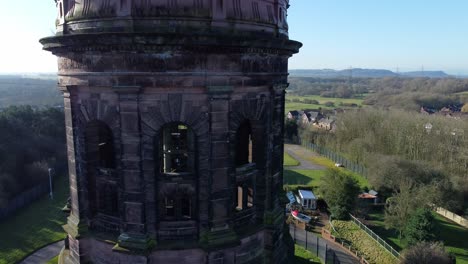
287 110 304 121
301 111 323 125
298 189 317 210
358 190 379 204
316 117 335 131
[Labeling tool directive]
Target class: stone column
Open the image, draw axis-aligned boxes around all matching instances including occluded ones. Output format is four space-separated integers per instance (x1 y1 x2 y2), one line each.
61 85 88 263
115 86 151 250
203 85 238 246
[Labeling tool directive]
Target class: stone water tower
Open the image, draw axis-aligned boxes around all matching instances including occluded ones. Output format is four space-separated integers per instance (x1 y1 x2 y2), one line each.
41 0 301 263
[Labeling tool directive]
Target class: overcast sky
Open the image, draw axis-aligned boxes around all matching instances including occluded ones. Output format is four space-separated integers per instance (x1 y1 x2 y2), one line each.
0 1 467 74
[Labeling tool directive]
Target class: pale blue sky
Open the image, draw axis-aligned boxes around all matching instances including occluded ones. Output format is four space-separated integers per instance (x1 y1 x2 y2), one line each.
0 1 467 74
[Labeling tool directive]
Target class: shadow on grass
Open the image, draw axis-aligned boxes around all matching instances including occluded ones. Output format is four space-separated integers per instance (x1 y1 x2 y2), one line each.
284 170 315 185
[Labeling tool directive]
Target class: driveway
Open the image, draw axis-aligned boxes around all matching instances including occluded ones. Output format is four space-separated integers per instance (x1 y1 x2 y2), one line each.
20 240 63 264
284 144 326 170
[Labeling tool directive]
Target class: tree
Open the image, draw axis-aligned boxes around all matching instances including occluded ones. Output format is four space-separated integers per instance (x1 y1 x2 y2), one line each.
462 103 468 112
319 168 361 220
401 242 453 264
284 119 298 141
404 207 436 246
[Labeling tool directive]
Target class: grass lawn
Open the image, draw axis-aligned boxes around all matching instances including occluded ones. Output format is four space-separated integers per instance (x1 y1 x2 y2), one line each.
283 169 326 189
298 153 370 189
0 176 68 264
367 209 405 251
433 214 468 264
367 209 468 264
284 152 300 166
294 244 322 264
285 95 365 114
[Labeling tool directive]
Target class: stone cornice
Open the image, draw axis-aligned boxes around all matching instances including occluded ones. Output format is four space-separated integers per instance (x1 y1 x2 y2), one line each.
40 32 302 55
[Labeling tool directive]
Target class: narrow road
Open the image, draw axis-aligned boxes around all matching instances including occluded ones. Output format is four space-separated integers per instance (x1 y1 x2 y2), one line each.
290 225 360 264
20 240 63 264
284 144 326 170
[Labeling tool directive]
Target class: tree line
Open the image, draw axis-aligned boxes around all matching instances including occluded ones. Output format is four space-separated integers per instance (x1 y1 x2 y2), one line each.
301 109 467 215
0 106 67 207
289 77 468 112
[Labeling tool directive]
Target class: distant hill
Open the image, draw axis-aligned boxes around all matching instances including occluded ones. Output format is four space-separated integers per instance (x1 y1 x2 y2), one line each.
290 68 451 78
0 75 62 108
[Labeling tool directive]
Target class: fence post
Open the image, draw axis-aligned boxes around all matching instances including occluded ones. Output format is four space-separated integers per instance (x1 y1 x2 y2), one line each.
305 230 308 249
325 243 329 263
316 236 319 256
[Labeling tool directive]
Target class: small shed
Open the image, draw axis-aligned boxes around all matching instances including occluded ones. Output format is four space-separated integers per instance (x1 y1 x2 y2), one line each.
298 190 317 210
358 190 379 204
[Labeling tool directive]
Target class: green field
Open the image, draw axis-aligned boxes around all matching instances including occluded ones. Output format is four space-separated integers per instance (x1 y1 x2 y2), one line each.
434 214 468 264
295 152 369 189
367 209 468 264
285 94 364 113
0 176 68 264
284 152 300 166
283 169 326 189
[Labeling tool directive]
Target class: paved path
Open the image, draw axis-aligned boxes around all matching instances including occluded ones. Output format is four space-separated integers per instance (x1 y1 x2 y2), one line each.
20 240 64 264
284 144 326 170
290 225 360 264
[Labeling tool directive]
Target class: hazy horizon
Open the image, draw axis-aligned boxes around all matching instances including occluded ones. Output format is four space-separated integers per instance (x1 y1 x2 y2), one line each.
1 1 468 74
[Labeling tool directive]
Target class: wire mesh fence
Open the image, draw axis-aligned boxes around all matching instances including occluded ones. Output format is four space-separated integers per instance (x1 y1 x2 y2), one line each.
0 182 49 221
290 224 341 264
302 142 368 178
349 214 401 258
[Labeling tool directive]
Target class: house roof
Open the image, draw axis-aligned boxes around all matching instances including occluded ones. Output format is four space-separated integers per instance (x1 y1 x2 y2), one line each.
298 190 316 200
369 190 378 196
359 193 377 199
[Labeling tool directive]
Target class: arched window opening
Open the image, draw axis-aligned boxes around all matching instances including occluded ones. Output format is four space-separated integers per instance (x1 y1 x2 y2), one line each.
86 121 115 169
160 123 195 173
85 121 117 218
235 120 253 167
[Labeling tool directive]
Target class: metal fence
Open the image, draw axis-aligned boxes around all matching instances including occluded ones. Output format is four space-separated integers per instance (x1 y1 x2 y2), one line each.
0 182 50 221
289 224 340 264
302 142 368 178
349 214 400 258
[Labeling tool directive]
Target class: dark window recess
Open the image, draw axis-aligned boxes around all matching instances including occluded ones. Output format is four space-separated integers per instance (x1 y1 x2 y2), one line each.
235 121 253 166
85 121 116 217
165 197 175 218
181 196 192 219
160 124 195 173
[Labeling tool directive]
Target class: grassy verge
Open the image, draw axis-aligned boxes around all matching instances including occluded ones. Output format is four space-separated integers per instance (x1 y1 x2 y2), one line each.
284 152 300 166
284 169 326 189
294 244 322 264
46 255 59 264
367 209 468 264
433 214 468 264
0 176 68 264
301 154 369 189
332 220 398 264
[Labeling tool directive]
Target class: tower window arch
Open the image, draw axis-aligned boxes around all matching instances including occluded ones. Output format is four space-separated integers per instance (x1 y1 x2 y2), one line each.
85 120 118 218
160 123 195 174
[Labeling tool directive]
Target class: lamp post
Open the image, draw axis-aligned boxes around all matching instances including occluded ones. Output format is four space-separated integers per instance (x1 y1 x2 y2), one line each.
48 168 54 199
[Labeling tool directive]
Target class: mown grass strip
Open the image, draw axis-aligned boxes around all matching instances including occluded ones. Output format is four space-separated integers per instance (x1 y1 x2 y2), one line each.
0 176 68 264
284 152 300 166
